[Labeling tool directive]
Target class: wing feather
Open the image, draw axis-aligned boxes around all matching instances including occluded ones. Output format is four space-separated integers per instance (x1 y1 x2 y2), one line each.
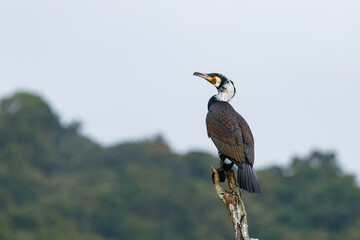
206 102 254 165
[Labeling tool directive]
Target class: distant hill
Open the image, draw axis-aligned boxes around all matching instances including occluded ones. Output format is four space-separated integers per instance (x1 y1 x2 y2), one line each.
0 92 359 240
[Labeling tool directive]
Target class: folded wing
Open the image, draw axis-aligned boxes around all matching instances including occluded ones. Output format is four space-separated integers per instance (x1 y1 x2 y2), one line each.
206 102 254 166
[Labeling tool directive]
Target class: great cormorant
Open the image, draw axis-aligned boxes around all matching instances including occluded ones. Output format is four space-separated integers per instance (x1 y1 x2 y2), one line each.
194 72 262 193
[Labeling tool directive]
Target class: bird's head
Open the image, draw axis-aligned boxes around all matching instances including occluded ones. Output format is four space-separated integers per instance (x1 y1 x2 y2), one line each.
193 72 236 102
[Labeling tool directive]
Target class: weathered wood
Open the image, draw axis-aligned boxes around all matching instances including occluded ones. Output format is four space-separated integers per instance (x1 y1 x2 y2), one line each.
211 166 258 240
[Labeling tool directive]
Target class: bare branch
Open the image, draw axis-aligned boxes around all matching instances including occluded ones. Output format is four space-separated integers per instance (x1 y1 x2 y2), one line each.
211 166 258 240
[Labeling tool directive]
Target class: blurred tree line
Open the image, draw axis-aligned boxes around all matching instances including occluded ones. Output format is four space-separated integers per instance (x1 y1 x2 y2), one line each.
0 92 359 240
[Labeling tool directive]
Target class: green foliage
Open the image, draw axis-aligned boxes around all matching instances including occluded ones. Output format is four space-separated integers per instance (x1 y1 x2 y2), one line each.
0 92 359 239
245 152 360 240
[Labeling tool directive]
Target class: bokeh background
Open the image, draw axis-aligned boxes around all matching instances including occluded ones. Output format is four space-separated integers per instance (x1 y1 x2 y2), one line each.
1 1 360 239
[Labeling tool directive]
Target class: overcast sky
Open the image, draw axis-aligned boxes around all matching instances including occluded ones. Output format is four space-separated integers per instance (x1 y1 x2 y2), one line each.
1 0 360 180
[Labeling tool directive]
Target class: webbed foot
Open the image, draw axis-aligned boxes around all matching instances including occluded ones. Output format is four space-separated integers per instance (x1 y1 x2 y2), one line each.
212 168 226 183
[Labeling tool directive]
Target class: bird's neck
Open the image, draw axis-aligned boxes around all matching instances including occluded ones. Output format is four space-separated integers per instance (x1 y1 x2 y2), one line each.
215 91 234 102
215 82 236 102
207 93 233 110
208 82 236 110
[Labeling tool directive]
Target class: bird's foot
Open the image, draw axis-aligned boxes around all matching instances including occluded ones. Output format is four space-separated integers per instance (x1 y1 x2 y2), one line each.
223 161 234 171
219 153 234 171
212 168 226 183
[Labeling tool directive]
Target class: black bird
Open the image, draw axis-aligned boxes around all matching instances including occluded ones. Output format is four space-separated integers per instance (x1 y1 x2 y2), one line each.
194 72 261 193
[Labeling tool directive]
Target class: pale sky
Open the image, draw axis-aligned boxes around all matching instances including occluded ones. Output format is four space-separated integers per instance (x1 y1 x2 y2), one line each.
1 0 360 180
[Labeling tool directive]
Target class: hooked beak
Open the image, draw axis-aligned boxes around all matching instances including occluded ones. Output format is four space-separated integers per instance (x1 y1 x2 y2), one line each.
193 72 216 85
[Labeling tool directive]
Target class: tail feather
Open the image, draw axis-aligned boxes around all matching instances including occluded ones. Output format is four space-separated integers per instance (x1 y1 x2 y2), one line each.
237 163 262 193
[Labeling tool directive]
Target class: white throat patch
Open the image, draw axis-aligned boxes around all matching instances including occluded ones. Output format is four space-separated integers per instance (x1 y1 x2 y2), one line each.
214 76 222 87
215 82 235 102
